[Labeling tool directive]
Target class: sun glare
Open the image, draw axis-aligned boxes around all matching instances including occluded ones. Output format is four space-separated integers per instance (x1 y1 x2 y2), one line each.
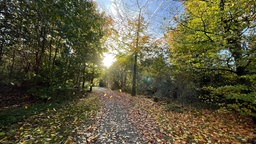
103 53 115 68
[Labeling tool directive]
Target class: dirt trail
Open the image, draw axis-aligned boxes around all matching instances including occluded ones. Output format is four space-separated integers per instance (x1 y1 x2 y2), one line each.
77 88 166 144
95 88 144 143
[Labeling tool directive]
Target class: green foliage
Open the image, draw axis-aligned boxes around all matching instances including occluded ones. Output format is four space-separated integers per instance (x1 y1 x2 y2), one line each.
165 103 185 113
201 74 256 117
0 0 106 98
102 54 133 92
168 0 256 118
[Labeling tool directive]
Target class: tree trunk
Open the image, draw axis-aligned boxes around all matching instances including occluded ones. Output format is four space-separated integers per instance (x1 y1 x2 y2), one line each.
9 48 15 78
132 11 141 96
132 53 138 96
81 63 86 89
0 42 3 64
52 38 60 69
89 78 94 92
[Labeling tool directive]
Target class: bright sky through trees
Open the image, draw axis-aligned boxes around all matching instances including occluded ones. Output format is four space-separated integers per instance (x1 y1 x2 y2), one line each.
95 0 182 37
103 53 115 67
95 0 183 67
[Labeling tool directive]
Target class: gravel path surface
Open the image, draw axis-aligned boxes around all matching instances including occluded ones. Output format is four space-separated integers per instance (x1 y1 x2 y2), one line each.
77 88 166 144
95 89 144 143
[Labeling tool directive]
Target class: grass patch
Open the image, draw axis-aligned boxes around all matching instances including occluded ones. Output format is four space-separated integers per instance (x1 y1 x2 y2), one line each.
0 93 99 143
0 103 60 129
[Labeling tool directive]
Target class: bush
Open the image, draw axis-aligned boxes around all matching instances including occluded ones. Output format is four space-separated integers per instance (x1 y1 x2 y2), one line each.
28 86 78 102
201 74 256 120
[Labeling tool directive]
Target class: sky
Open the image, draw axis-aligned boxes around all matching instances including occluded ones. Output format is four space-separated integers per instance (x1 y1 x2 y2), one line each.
94 0 183 38
93 0 183 67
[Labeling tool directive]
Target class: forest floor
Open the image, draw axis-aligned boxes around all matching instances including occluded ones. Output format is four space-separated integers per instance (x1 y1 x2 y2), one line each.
77 88 256 143
0 87 256 143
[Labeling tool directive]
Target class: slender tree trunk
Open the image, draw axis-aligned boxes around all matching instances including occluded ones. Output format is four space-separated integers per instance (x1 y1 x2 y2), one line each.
52 38 60 69
132 12 141 96
35 26 46 74
0 42 4 65
81 63 86 89
48 29 54 68
89 78 94 92
0 43 3 64
82 77 86 89
75 63 82 89
132 53 138 96
9 48 15 78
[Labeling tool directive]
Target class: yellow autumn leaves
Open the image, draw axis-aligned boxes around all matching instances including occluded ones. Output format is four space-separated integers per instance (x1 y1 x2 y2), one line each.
103 93 112 99
102 89 122 99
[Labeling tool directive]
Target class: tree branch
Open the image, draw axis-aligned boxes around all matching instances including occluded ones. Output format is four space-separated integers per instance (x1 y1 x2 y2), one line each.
200 15 214 42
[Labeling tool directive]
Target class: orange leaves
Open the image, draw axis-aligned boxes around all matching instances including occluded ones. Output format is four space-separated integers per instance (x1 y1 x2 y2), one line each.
64 136 75 144
129 96 168 143
140 35 150 44
130 96 256 143
164 32 174 46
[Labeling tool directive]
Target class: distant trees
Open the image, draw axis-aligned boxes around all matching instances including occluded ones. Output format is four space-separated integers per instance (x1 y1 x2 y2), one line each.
0 0 106 98
101 0 165 96
105 54 133 91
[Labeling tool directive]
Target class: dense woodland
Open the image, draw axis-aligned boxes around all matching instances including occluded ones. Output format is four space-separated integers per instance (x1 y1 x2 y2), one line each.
0 0 107 99
0 0 256 142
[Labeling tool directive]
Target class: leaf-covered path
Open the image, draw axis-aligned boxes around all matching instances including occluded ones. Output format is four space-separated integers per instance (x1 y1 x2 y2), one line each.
77 88 166 143
94 88 143 143
76 88 256 143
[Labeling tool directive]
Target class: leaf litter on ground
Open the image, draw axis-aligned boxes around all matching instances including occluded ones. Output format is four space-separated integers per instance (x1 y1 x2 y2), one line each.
0 93 100 143
131 96 256 143
2 88 255 143
76 88 256 143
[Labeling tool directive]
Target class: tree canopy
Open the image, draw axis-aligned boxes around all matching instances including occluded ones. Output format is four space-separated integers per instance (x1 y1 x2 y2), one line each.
167 0 256 117
0 0 107 98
